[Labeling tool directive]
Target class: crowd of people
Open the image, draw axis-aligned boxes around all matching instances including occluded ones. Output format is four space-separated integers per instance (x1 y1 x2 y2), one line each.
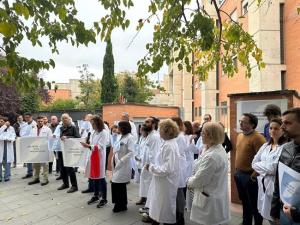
0 105 299 225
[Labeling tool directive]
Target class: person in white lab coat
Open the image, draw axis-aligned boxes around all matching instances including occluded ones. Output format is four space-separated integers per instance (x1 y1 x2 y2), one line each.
0 117 16 182
171 117 188 225
20 113 37 179
145 119 180 225
137 117 161 206
28 116 52 186
81 115 109 208
187 122 230 225
252 118 288 225
111 121 135 213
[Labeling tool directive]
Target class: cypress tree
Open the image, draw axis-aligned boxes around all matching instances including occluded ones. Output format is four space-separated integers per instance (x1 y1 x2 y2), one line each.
101 40 118 103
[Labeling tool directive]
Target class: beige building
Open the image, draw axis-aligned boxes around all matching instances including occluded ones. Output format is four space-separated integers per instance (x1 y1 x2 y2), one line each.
55 79 81 99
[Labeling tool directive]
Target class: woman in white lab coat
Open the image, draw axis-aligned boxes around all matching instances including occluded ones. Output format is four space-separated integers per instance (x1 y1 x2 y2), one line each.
0 118 16 182
111 121 135 213
171 117 188 224
145 119 180 225
252 118 287 224
187 122 230 225
81 115 109 208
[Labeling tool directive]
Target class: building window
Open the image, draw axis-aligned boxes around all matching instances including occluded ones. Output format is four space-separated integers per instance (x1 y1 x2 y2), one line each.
199 107 202 117
232 55 238 70
280 3 285 64
281 71 286 90
241 0 248 15
195 107 198 117
230 9 238 22
221 101 228 115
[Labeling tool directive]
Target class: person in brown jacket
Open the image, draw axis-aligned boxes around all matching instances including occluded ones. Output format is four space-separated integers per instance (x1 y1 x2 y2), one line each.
234 113 266 225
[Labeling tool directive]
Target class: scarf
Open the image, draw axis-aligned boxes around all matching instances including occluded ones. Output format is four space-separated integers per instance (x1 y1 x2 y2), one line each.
90 145 101 179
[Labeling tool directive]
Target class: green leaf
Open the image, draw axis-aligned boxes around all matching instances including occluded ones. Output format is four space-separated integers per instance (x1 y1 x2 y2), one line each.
0 22 17 37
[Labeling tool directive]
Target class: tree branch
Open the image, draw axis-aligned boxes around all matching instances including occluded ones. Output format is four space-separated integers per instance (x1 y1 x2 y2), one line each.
211 0 222 50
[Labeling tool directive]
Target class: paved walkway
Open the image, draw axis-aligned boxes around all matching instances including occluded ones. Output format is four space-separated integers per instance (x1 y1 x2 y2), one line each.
0 166 263 225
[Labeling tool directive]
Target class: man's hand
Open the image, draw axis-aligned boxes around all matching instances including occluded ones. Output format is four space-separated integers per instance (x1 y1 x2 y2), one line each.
61 136 67 141
283 204 292 219
80 142 90 148
144 163 150 171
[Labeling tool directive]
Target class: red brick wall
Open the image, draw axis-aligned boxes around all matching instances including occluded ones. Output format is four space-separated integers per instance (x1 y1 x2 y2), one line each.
284 0 300 91
48 89 72 101
103 103 180 127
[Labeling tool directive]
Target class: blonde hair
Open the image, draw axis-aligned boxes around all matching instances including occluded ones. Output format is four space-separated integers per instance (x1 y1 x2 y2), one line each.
202 122 225 145
159 119 179 140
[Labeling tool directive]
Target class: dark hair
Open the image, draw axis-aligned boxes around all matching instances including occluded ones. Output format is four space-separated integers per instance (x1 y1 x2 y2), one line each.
283 107 300 123
91 115 104 132
243 113 258 129
0 116 8 121
264 104 281 118
171 117 184 131
204 114 212 120
36 116 44 120
268 118 288 145
118 121 131 135
104 121 109 127
150 116 160 130
184 121 193 135
24 112 32 116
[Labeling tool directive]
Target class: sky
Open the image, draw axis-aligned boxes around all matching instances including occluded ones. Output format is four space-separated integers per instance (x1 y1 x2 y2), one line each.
17 0 167 83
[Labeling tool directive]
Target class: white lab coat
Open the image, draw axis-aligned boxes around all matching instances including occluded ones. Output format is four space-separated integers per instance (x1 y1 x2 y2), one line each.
187 144 230 225
85 130 108 179
20 120 37 137
176 132 188 188
0 125 16 163
111 134 134 183
129 121 138 141
146 139 180 224
252 143 283 221
30 125 52 138
185 134 195 178
139 130 161 197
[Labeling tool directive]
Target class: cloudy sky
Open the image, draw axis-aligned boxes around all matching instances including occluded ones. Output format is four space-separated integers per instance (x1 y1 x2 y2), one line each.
17 0 167 83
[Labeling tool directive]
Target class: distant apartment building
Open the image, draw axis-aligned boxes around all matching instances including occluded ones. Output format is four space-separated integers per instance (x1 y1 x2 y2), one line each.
48 79 81 101
152 0 300 124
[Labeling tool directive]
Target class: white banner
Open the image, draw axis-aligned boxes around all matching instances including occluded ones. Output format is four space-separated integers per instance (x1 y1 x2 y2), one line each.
61 138 88 168
16 137 51 163
278 162 300 207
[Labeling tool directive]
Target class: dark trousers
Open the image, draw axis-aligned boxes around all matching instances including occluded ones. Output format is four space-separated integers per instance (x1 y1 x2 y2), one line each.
94 178 107 200
105 146 110 171
13 142 16 165
176 188 185 225
49 162 53 173
111 182 127 209
88 178 94 191
234 170 263 225
57 152 77 187
54 152 60 173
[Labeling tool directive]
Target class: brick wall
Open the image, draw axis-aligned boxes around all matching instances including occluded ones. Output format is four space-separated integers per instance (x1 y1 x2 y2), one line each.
103 103 180 127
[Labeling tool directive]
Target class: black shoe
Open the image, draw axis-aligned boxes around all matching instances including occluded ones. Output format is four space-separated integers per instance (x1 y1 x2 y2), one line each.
56 176 62 180
22 174 32 179
28 179 40 185
97 199 108 208
136 197 146 205
67 186 78 193
87 196 99 205
81 188 93 194
112 205 127 213
41 181 49 186
4 178 10 182
57 184 69 190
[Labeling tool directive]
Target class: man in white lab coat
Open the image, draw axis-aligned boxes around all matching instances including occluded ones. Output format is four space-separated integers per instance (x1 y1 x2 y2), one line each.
137 117 161 205
20 113 37 179
28 116 52 186
0 117 16 182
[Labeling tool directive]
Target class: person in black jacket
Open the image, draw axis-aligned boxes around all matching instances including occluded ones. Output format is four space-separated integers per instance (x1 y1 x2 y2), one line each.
57 113 80 193
271 108 300 224
219 122 232 153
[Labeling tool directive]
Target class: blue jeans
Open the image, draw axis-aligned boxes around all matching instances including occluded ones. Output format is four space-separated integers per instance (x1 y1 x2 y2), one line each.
0 142 11 180
27 163 33 175
94 178 107 200
280 209 300 225
234 170 263 225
